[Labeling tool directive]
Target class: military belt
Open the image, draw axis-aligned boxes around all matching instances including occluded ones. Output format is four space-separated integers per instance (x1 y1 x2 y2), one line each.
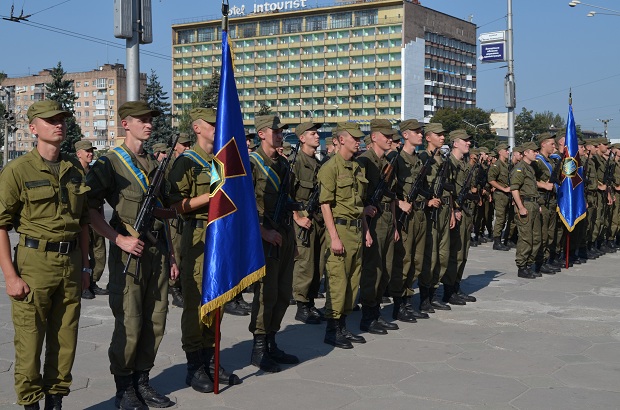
413 201 426 211
189 219 205 229
379 202 392 212
521 197 538 203
23 237 77 255
440 197 451 205
334 218 362 229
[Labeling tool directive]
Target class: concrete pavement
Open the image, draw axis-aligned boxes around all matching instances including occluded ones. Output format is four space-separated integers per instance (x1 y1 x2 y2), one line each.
1 234 620 409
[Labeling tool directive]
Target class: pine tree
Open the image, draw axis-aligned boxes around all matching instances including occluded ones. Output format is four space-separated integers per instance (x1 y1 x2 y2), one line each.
176 72 220 135
45 62 83 154
142 70 174 150
257 104 272 116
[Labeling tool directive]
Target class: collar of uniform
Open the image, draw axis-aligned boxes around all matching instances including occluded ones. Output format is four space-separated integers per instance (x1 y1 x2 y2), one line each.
335 151 354 169
254 146 277 167
400 149 417 164
192 144 214 162
365 146 383 167
31 146 75 178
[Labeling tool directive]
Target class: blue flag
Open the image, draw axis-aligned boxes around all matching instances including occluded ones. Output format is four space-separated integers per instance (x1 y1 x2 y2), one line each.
557 103 587 232
201 30 265 320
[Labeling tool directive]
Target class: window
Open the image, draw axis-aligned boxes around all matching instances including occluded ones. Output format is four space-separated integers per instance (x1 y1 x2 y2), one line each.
238 23 256 38
355 9 378 26
283 18 302 34
178 29 196 44
306 15 327 31
260 20 279 36
331 13 352 29
197 27 216 42
76 82 81 87
84 82 89 87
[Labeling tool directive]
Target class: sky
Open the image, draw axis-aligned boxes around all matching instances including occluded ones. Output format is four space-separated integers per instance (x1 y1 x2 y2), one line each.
1 0 619 136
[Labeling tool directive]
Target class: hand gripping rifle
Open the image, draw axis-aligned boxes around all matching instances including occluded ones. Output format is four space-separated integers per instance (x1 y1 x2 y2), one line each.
603 151 616 208
398 147 438 227
368 146 402 210
455 162 477 210
267 144 302 259
545 153 564 208
296 156 328 247
429 149 451 227
123 133 180 278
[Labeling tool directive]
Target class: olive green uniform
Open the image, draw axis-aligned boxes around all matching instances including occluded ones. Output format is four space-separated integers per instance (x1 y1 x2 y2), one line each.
165 158 183 291
610 158 620 240
593 154 607 243
488 159 511 239
584 155 600 247
248 147 296 335
510 160 541 268
86 145 170 376
473 163 491 239
390 150 428 298
89 223 107 283
0 149 89 405
357 149 396 308
532 154 558 265
292 150 325 305
166 146 217 352
318 153 366 319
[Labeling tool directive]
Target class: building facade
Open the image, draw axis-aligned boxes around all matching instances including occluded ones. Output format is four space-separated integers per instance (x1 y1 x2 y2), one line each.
171 0 476 129
1 64 146 159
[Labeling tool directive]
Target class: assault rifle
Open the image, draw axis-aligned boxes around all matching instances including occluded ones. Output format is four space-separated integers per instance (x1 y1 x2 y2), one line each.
368 146 402 210
296 156 328 247
398 147 438 227
603 151 616 207
545 153 564 208
429 149 451 227
455 161 477 209
123 133 180 278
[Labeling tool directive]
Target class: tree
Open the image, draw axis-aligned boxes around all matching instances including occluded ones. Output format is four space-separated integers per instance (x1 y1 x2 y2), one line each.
176 72 220 135
142 70 174 150
45 62 82 154
430 107 497 150
515 107 565 146
257 104 272 116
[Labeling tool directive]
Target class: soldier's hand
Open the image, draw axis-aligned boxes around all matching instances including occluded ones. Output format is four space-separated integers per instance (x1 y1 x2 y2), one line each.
331 237 345 255
262 229 282 247
365 230 373 248
399 201 412 214
6 275 30 300
428 198 441 208
393 228 400 243
519 207 528 217
449 211 456 229
364 205 378 218
81 271 90 292
454 209 462 222
116 235 145 257
544 181 554 191
169 262 180 281
294 216 312 230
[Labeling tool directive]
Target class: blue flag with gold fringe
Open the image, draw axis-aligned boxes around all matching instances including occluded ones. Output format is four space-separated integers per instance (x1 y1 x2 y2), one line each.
201 30 265 320
557 102 587 232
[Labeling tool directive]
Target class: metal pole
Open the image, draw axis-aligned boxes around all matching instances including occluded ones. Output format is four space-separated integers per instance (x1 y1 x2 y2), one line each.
506 0 515 150
3 90 11 166
126 0 140 100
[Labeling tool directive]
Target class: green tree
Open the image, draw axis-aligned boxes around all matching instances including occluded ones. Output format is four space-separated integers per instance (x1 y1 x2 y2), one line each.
430 107 497 149
257 104 272 116
142 70 174 150
45 61 82 154
176 72 220 135
515 107 565 146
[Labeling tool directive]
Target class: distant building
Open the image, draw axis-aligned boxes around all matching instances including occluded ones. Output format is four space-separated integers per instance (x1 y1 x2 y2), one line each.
170 0 476 129
0 63 146 158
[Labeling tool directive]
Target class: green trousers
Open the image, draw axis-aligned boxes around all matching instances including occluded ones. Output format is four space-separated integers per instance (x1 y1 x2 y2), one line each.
515 202 541 268
536 200 557 264
107 238 169 376
390 208 427 297
445 210 473 285
89 227 107 282
324 224 362 319
492 192 510 238
12 238 82 405
360 209 394 307
292 220 325 304
422 203 451 289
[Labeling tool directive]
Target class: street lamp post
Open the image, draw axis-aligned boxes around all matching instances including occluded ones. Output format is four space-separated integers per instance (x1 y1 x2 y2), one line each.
462 119 492 141
597 118 612 140
568 1 620 16
0 86 13 167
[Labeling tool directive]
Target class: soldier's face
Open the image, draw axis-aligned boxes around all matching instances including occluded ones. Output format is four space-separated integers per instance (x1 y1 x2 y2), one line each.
425 132 444 149
259 127 283 149
123 115 153 141
513 152 522 161
339 132 360 156
454 138 470 154
405 128 424 146
372 132 392 152
77 148 94 164
29 114 67 144
193 119 215 144
175 142 191 156
301 130 320 149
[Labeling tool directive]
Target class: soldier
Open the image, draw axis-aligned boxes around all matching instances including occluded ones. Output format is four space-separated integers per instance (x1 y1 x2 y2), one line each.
245 129 256 153
86 101 178 409
420 123 454 312
174 132 192 156
0 101 91 410
248 115 299 372
532 133 561 274
504 147 523 247
595 139 616 253
75 139 110 299
487 143 511 251
357 119 400 334
291 122 325 324
151 142 168 162
473 147 492 243
167 107 241 394
318 122 369 349
390 119 431 322
584 138 603 258
510 142 541 279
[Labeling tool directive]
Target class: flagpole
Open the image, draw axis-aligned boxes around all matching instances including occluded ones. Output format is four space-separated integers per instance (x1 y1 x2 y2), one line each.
566 234 570 269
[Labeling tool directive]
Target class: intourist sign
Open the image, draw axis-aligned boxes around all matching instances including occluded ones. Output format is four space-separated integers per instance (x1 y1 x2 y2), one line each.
229 0 308 16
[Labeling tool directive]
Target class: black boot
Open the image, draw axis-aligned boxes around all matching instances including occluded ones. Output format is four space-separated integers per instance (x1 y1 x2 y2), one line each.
24 403 40 410
224 300 249 316
403 295 429 319
442 284 466 306
185 350 214 393
43 394 62 410
493 237 509 251
430 287 451 310
339 316 366 343
134 371 173 408
455 282 476 302
517 267 536 279
200 347 242 386
308 303 326 321
90 281 109 295
234 293 252 313
392 296 417 323
324 318 353 349
169 286 183 308
266 332 299 364
250 334 280 373
114 375 147 410
294 302 321 324
359 305 388 334
419 286 435 314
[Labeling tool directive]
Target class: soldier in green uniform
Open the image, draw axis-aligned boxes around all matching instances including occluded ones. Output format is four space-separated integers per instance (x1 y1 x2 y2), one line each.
357 119 400 334
420 123 455 312
0 101 91 410
608 144 620 247
318 122 369 349
291 122 325 324
594 139 616 253
390 119 431 322
75 139 110 299
487 143 511 251
86 101 178 409
504 147 523 247
510 142 541 279
584 139 603 258
531 133 561 274
167 107 240 394
444 129 477 305
248 115 299 372
473 148 492 243
572 139 591 260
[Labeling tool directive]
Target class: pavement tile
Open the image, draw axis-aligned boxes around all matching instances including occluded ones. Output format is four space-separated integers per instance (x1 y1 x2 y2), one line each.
511 387 620 410
553 362 620 392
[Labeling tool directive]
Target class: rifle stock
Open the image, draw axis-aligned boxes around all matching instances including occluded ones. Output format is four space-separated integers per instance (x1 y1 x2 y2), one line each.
398 147 438 227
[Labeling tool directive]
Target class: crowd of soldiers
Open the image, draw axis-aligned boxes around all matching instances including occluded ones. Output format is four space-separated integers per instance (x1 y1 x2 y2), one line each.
2 99 619 410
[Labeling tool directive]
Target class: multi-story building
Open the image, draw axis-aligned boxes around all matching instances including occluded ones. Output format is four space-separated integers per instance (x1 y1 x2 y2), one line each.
1 63 146 159
170 0 476 129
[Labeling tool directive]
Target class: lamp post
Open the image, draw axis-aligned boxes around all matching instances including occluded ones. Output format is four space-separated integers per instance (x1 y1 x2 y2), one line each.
597 118 612 140
0 86 13 167
568 1 620 16
462 119 492 140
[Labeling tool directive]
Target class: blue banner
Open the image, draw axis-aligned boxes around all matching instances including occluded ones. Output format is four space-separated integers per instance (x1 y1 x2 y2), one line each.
201 30 265 320
557 104 587 232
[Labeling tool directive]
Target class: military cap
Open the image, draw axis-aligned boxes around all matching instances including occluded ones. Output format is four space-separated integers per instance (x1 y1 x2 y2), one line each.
370 119 397 136
296 122 320 136
599 139 610 146
152 143 168 154
177 133 192 145
255 114 288 131
521 141 538 152
578 138 586 146
335 122 364 138
118 101 161 120
400 119 423 132
470 148 480 156
489 151 498 158
495 143 510 152
478 146 490 154
190 107 216 123
610 143 620 150
74 140 96 151
554 130 566 143
448 129 471 143
536 132 555 145
364 135 372 146
425 123 446 135
392 133 402 142
325 139 334 147
584 138 598 146
27 100 72 123
513 145 524 153
245 129 256 140
282 141 292 156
